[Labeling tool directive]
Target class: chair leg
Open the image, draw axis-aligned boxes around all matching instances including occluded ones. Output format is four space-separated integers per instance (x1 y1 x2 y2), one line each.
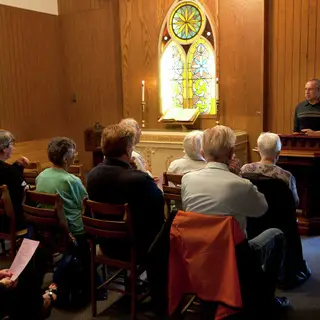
10 235 16 260
131 267 137 320
90 245 97 317
0 240 5 255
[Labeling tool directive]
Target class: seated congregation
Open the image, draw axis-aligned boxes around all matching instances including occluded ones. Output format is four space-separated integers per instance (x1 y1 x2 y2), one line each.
0 120 311 319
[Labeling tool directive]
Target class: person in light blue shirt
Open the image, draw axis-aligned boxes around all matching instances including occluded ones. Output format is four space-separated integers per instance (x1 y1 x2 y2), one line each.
36 137 87 236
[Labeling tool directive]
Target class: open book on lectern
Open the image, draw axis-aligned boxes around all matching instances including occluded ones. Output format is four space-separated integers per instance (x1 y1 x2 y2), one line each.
158 108 200 123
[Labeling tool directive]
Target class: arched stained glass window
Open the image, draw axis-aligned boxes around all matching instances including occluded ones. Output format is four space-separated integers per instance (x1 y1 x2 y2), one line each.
160 41 186 113
188 37 215 114
160 0 216 115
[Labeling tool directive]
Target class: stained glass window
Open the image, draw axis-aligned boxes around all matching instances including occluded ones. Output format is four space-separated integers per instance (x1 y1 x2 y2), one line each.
169 2 206 44
160 0 216 115
160 41 186 113
188 37 215 114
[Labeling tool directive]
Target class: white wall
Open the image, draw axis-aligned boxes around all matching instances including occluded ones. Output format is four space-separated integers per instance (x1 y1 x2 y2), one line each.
0 0 58 15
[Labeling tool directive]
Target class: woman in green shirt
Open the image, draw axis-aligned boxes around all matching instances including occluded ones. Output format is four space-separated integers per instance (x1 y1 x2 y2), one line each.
36 137 87 239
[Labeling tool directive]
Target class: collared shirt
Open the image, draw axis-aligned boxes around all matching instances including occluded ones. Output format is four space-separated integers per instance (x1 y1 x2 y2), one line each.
181 162 268 233
293 100 320 132
167 154 206 174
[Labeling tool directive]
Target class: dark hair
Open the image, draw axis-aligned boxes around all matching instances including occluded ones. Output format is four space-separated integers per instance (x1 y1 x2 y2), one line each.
101 124 135 158
47 137 76 166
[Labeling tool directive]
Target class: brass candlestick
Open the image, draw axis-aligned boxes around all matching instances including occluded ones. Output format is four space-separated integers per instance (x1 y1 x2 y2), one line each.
216 99 220 125
141 101 147 128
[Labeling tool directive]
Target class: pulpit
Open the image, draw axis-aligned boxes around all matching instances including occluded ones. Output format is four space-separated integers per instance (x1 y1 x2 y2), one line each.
278 134 320 235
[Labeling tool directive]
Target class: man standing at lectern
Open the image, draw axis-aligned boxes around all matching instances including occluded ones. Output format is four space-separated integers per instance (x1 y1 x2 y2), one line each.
293 78 320 135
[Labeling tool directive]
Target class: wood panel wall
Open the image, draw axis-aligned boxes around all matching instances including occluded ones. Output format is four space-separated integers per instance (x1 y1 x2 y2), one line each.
119 0 218 130
266 0 320 134
218 0 265 161
59 0 123 169
0 5 67 142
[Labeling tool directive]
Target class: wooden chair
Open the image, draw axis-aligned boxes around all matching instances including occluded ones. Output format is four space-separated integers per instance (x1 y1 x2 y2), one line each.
0 185 27 259
163 172 183 217
82 199 146 319
22 190 70 254
68 164 84 184
23 161 42 189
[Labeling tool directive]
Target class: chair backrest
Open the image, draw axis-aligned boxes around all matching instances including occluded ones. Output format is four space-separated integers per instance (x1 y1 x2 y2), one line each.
82 199 132 241
68 164 84 183
23 190 68 233
163 172 183 186
23 161 42 185
241 172 297 239
0 185 15 233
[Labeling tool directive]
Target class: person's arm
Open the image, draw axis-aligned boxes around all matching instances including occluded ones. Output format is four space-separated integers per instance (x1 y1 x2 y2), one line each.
235 180 268 218
289 175 299 206
293 108 300 133
6 166 26 229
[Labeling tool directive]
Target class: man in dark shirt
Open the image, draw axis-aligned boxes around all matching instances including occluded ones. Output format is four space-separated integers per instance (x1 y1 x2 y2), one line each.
87 124 164 259
293 78 320 134
87 124 165 313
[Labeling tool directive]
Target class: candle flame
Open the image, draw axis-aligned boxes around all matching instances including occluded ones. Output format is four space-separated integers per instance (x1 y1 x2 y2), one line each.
142 80 145 85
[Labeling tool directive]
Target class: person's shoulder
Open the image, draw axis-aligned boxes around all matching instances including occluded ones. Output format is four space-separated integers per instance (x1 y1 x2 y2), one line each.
295 100 308 110
240 162 258 172
121 168 152 183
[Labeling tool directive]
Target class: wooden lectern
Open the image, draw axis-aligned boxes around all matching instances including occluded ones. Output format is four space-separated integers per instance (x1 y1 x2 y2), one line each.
278 134 320 235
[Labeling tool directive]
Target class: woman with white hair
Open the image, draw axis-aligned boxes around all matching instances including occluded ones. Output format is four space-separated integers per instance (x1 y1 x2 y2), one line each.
119 118 152 176
241 132 299 205
0 130 30 232
168 130 206 174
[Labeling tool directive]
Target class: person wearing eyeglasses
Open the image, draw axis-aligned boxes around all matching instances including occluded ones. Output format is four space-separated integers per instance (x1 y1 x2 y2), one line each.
0 130 30 232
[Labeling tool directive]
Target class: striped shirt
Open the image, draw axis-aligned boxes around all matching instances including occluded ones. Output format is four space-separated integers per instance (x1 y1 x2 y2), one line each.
293 100 320 132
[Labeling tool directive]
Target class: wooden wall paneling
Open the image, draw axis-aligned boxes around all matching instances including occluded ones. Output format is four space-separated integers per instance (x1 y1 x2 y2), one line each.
266 0 320 134
299 1 310 99
283 0 294 134
0 5 66 142
119 0 218 130
276 0 286 133
317 0 320 76
219 0 264 161
307 0 318 79
292 0 302 130
59 1 123 170
58 0 108 15
266 0 277 132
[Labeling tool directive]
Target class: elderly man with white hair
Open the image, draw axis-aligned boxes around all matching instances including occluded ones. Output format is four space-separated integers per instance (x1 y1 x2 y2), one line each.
182 125 289 313
168 130 206 174
241 132 299 205
119 118 151 175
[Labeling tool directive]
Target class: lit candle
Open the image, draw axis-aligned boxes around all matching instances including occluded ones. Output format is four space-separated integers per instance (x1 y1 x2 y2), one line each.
142 80 145 102
215 77 219 101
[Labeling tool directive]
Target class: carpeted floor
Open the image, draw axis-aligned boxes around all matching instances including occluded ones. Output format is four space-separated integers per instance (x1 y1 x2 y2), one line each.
1 237 320 319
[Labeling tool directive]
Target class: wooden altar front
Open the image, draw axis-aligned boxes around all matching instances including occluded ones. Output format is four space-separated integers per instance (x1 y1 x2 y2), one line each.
84 126 249 177
278 134 320 235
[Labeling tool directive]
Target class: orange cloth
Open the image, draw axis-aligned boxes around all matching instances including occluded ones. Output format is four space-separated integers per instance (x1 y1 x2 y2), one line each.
169 211 245 319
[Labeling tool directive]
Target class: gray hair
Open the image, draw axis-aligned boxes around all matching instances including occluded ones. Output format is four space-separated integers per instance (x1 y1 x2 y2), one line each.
119 118 140 144
202 125 236 159
257 132 281 158
0 130 15 152
307 78 320 88
183 130 204 160
48 137 76 166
